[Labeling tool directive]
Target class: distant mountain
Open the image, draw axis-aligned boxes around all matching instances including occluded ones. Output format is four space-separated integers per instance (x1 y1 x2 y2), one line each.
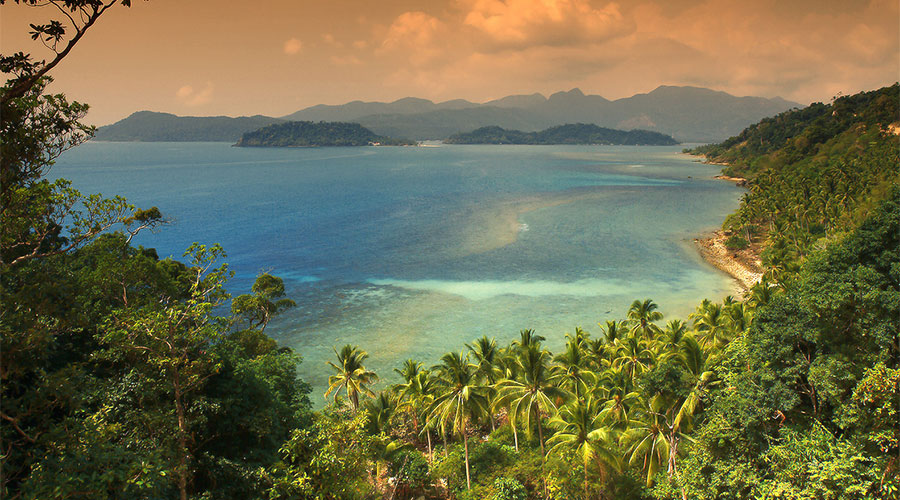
234 121 415 147
96 86 802 143
94 111 283 142
286 86 799 142
445 124 678 145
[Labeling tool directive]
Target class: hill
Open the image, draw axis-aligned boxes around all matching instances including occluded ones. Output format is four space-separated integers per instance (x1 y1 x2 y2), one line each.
445 123 678 145
688 83 899 275
95 86 800 143
94 111 283 142
233 121 415 147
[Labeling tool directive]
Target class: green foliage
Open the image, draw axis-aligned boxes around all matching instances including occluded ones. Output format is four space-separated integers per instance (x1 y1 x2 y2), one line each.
723 234 749 250
267 407 376 499
232 272 297 332
445 123 678 145
492 477 527 500
235 120 415 147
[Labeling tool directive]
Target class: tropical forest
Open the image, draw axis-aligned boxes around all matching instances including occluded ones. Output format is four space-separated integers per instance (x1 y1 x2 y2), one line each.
1 1 898 500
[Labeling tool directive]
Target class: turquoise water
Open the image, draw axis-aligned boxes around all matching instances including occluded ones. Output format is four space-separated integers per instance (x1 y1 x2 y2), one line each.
53 142 740 401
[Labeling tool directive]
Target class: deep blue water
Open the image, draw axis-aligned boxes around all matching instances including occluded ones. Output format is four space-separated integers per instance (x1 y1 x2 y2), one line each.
53 142 740 401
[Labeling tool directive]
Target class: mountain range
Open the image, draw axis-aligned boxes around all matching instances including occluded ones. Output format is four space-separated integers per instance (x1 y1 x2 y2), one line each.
94 86 801 143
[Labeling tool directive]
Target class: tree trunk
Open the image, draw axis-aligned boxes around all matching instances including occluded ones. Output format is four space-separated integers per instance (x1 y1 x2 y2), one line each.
512 419 519 451
536 405 545 457
351 389 359 412
584 452 590 500
442 430 448 457
426 428 433 463
173 369 189 500
463 425 471 490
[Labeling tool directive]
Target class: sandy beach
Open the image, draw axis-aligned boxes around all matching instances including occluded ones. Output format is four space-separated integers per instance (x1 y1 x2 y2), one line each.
694 230 764 294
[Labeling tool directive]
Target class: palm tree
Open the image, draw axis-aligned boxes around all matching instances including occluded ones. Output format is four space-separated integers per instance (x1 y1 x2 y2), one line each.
725 301 753 335
553 331 592 399
363 391 397 435
466 336 500 430
429 351 489 490
657 319 689 354
626 299 664 339
324 344 378 412
495 344 565 457
547 395 619 499
396 368 439 461
512 328 545 351
691 302 729 349
620 395 671 487
612 336 655 383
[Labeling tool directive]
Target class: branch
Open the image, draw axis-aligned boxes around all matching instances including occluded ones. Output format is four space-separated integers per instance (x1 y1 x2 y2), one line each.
1 1 118 105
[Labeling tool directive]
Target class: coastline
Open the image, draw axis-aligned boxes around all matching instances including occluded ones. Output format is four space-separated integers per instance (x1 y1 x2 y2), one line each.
692 156 762 295
693 232 764 295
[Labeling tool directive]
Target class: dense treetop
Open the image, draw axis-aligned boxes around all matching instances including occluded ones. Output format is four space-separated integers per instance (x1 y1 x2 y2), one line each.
234 120 415 147
445 123 679 145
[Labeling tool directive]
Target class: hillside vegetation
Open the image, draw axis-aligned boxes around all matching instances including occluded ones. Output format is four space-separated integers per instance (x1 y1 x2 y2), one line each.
3 4 897 498
444 123 678 145
234 120 415 147
689 83 899 276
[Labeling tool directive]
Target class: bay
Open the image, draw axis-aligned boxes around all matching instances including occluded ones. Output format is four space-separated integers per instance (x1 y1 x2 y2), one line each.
53 142 740 403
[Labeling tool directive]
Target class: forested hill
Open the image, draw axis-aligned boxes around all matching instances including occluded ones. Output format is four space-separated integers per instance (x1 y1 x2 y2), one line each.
94 111 283 142
690 83 899 178
234 120 415 147
444 123 679 145
689 83 900 278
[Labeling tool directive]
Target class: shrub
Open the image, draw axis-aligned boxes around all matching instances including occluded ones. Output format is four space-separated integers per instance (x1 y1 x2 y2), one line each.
724 234 750 250
492 477 527 500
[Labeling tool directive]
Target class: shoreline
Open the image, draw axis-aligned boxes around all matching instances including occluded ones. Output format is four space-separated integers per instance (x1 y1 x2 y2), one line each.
692 154 763 295
693 230 764 295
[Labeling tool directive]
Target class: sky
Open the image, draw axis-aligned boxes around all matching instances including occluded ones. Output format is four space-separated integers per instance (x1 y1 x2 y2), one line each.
2 0 898 125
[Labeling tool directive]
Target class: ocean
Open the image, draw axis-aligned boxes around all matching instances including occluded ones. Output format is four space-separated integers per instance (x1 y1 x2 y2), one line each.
53 142 740 402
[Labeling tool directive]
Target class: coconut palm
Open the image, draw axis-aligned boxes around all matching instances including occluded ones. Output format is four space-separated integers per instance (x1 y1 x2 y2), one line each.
657 319 689 354
597 368 641 428
612 336 656 383
363 391 397 434
324 344 378 412
620 395 672 487
725 301 753 335
512 328 545 351
397 368 439 461
429 351 489 490
547 395 620 500
691 303 729 349
467 336 500 429
552 331 593 399
626 299 664 339
495 344 566 456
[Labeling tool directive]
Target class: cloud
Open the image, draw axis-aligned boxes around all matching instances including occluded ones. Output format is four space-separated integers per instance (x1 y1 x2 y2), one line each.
283 37 303 55
175 82 214 107
462 0 633 50
381 11 450 65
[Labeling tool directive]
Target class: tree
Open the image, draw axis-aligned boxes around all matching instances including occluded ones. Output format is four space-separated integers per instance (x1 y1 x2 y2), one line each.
626 299 663 339
231 273 296 332
428 351 489 491
547 395 619 499
495 344 565 457
102 243 231 500
467 336 500 430
324 344 378 412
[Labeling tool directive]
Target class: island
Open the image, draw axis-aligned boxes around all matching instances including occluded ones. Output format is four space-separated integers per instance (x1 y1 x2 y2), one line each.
444 123 679 145
234 121 416 147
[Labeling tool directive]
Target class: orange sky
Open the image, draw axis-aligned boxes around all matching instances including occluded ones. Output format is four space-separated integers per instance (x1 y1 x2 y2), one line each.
3 0 898 125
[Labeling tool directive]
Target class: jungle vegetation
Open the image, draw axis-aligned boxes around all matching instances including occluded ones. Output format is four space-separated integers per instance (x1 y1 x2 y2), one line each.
234 121 416 147
444 124 678 145
2 2 897 499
